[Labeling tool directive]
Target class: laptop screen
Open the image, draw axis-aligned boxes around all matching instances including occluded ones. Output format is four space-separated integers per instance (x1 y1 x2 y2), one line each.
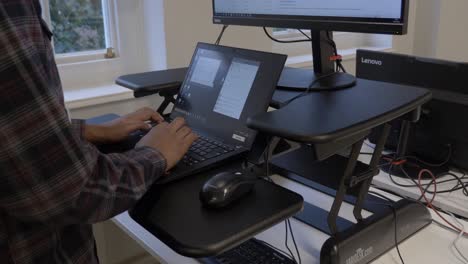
171 43 287 148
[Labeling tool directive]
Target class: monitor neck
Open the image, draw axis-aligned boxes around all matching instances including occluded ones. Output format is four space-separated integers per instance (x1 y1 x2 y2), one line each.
276 30 356 92
311 30 335 75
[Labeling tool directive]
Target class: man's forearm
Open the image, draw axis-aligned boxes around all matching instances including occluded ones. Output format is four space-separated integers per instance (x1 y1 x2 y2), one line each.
83 124 108 144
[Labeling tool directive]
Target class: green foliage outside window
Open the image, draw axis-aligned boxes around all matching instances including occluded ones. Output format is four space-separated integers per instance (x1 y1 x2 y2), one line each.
50 0 106 54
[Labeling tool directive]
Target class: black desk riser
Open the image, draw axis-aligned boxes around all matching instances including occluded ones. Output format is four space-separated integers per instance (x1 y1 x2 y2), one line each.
115 68 433 264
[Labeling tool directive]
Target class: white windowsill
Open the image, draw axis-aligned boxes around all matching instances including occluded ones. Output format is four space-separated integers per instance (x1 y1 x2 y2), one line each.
64 84 133 110
63 46 393 110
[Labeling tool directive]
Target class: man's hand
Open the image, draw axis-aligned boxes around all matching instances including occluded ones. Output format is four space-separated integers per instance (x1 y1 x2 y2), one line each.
136 117 198 171
84 107 164 144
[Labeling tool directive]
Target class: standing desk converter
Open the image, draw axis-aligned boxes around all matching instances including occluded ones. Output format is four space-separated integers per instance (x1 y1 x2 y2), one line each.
117 69 432 263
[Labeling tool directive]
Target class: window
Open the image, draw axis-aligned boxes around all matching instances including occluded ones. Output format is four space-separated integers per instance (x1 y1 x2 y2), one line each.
41 0 116 62
38 0 155 93
50 0 107 54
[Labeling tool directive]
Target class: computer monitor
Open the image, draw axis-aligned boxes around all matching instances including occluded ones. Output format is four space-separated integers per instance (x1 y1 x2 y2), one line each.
212 0 409 91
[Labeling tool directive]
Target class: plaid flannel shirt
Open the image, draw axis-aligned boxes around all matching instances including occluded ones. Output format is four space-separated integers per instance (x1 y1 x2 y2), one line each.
0 1 167 263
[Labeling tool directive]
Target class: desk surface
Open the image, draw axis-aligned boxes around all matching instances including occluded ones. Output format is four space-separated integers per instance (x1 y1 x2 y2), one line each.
113 174 468 264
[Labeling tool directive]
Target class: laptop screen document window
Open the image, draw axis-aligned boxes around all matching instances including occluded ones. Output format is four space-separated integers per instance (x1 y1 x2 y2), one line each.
190 56 222 88
213 58 260 120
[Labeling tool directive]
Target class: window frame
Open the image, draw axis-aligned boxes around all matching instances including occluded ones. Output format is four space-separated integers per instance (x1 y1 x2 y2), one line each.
38 0 150 92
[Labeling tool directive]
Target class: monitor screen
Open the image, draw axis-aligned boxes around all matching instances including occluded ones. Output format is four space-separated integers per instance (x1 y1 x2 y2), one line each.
213 0 408 34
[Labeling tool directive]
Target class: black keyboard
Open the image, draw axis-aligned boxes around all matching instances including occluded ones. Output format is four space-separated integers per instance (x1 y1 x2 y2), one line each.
181 136 236 167
202 239 296 264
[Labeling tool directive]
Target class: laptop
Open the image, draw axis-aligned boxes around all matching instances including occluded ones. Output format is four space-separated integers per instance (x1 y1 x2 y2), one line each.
144 43 286 183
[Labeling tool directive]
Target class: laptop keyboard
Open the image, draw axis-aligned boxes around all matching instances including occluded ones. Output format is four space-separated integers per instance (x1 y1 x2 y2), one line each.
202 238 295 264
182 136 236 167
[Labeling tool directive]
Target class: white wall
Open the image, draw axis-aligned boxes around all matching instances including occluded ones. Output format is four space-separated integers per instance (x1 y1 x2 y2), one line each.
435 0 468 61
394 0 468 62
393 0 418 55
163 0 273 68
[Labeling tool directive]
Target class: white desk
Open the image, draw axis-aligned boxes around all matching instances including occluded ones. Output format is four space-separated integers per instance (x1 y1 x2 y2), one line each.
113 174 468 264
359 144 468 219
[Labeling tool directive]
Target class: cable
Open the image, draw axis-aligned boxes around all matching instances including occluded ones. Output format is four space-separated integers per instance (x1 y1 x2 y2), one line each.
263 27 312 43
261 140 300 264
325 31 347 73
371 182 468 236
298 29 311 40
287 219 302 264
215 25 228 45
379 144 452 172
381 151 468 199
256 239 297 261
416 169 468 236
263 28 346 74
280 71 339 107
401 166 435 204
403 144 452 168
387 167 468 199
449 213 468 264
284 221 297 264
367 191 406 264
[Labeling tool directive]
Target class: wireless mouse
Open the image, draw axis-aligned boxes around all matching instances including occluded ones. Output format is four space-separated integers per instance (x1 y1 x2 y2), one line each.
199 170 257 209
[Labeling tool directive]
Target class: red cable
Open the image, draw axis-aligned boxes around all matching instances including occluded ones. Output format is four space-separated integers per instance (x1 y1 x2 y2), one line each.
392 159 407 166
417 169 468 236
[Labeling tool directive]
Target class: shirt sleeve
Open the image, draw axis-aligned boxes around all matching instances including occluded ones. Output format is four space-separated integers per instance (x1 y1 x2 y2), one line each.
0 3 167 226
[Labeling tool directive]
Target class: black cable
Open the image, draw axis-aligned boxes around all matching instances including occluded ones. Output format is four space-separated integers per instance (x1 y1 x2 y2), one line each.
256 239 296 261
381 149 467 197
263 142 297 261
297 29 311 40
215 25 228 45
368 191 406 264
280 72 339 107
263 140 301 264
388 166 468 199
403 144 452 168
381 144 452 170
263 27 312 43
287 219 302 264
284 221 297 263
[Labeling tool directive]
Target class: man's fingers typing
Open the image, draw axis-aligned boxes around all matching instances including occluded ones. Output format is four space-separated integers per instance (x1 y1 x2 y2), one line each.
169 117 186 132
177 127 192 138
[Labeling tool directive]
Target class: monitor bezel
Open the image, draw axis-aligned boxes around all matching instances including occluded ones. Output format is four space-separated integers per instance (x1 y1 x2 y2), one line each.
212 0 409 35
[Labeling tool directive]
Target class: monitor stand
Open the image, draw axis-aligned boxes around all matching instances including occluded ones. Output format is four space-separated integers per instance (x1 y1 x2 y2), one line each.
278 67 356 91
277 30 356 91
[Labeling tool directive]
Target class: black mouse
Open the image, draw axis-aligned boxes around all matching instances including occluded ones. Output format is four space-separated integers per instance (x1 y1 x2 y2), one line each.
200 171 257 209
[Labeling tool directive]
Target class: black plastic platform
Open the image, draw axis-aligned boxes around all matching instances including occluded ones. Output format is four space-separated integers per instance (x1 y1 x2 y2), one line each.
247 79 432 144
129 160 304 258
115 66 311 108
116 67 187 98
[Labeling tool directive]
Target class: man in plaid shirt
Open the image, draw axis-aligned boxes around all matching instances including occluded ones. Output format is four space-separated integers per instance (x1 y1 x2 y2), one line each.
0 0 198 263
